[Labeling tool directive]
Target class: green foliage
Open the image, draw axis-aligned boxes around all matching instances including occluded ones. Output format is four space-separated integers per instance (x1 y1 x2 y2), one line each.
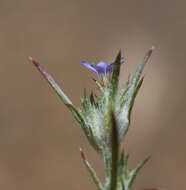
30 47 154 190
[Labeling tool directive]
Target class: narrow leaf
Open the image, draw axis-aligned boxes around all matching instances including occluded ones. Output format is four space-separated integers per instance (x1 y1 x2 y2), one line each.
95 80 106 110
95 80 105 97
90 91 96 106
80 148 103 190
123 47 154 121
109 51 122 103
119 79 129 101
118 77 144 141
119 79 130 109
120 177 125 190
82 89 92 113
119 151 129 180
29 57 88 131
66 104 87 129
127 156 150 189
131 47 154 86
128 76 144 119
29 57 72 104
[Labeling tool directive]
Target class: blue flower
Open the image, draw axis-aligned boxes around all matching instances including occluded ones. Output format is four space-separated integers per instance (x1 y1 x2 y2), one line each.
81 58 125 76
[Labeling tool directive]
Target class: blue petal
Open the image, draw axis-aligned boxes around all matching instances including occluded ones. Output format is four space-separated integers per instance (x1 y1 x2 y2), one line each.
81 58 125 76
81 61 98 75
106 63 114 73
94 61 109 75
107 58 125 73
120 57 125 64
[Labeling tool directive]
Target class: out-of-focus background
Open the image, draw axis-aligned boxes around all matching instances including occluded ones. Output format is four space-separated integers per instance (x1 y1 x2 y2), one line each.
0 0 185 190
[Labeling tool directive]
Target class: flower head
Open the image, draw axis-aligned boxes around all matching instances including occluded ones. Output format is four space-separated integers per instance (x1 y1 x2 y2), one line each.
30 48 153 154
81 58 125 76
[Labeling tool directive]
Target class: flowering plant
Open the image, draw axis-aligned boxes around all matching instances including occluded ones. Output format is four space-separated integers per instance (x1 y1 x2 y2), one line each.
29 47 162 190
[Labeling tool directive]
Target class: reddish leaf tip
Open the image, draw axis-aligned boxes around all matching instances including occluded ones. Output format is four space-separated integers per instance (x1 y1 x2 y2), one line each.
141 76 145 81
65 104 71 108
145 156 151 162
147 46 155 57
79 148 86 161
29 56 39 67
151 46 155 50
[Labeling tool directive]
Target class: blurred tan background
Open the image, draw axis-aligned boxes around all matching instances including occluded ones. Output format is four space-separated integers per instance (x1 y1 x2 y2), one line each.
0 0 185 190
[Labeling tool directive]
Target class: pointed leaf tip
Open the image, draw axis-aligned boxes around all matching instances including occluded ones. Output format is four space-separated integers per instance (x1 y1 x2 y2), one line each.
90 91 96 106
28 56 33 61
145 46 155 61
80 148 86 161
141 75 145 81
145 156 151 162
115 50 122 65
80 148 104 190
109 51 122 103
65 103 71 108
117 49 121 58
127 155 150 189
151 45 155 51
29 56 39 67
29 57 50 80
148 46 155 56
